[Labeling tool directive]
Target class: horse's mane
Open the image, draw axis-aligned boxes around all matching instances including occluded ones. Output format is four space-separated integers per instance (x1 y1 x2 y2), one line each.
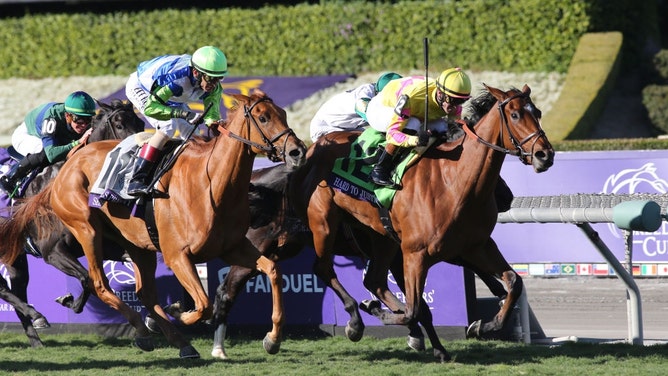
463 89 497 127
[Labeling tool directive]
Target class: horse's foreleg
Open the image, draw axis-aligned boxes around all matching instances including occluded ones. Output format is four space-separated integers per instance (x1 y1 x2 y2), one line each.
387 252 448 362
130 250 199 359
211 265 258 359
164 248 211 325
465 238 522 339
255 254 283 355
310 206 364 342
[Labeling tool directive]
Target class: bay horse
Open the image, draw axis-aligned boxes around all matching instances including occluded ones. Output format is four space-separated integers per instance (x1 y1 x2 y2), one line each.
0 90 306 358
287 84 554 361
0 99 144 348
209 135 514 362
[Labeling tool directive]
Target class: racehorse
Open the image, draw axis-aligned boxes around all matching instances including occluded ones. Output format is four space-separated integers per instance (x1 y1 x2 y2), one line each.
287 84 554 361
207 89 517 361
0 90 306 358
0 99 145 347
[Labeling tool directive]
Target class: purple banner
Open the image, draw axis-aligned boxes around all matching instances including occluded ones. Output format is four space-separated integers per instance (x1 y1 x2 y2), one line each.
495 150 668 263
207 249 468 327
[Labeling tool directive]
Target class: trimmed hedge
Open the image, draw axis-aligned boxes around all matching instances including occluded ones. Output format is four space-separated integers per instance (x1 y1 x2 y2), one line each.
0 1 594 78
542 32 624 141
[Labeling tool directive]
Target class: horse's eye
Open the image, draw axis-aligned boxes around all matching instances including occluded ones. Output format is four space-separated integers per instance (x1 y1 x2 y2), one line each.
511 112 520 120
259 116 267 123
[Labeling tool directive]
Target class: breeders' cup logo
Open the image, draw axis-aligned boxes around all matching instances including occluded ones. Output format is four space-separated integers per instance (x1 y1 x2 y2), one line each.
602 163 668 258
104 260 136 285
602 163 668 195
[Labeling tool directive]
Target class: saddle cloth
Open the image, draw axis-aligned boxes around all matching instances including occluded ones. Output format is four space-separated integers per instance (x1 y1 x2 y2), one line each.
328 128 424 209
90 132 152 205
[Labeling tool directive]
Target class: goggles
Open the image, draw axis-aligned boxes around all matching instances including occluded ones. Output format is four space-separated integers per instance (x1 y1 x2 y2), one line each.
70 113 92 125
443 94 467 106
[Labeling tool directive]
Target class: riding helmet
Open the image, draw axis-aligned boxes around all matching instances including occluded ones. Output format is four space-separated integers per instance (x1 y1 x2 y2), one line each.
191 46 228 78
436 67 472 99
375 72 402 93
64 91 97 116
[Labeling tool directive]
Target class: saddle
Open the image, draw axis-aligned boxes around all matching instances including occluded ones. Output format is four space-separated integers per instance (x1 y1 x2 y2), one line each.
89 132 180 210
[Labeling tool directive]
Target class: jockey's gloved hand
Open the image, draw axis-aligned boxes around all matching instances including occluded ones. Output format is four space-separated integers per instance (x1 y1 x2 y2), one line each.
171 109 202 125
417 129 431 147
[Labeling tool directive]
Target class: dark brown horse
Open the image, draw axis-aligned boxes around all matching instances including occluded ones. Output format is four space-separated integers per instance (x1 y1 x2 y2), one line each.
286 84 554 361
0 91 306 358
0 99 144 348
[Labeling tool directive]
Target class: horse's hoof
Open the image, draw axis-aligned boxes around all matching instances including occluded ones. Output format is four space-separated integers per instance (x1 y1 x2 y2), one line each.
179 345 200 359
466 320 482 339
211 346 229 360
55 293 74 307
359 299 381 315
407 335 425 352
263 333 281 355
134 336 155 352
435 349 452 363
144 315 161 334
344 321 364 342
33 317 50 330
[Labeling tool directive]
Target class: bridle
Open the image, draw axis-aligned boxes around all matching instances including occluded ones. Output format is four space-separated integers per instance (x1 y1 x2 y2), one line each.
89 107 126 143
462 90 547 165
217 97 297 162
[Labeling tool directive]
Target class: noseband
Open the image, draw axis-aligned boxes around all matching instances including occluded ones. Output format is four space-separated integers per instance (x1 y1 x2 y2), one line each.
219 97 297 162
462 90 547 165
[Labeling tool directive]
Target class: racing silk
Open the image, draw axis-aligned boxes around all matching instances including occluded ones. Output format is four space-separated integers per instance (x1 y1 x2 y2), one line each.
24 103 82 163
372 76 462 147
309 83 376 142
135 54 222 126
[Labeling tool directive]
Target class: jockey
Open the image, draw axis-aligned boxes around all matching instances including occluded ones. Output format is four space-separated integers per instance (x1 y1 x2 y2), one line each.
366 67 472 187
0 91 96 194
309 72 402 142
124 45 227 196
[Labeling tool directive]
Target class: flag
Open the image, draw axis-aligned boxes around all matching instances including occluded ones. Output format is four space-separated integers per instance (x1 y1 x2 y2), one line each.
577 264 592 275
561 264 576 275
513 264 529 276
658 264 668 276
544 264 561 276
593 263 610 276
641 264 657 276
529 264 545 276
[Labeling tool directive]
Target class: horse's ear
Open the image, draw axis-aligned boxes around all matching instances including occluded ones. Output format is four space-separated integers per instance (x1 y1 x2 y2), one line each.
251 88 266 98
95 99 111 111
484 83 506 102
522 84 531 95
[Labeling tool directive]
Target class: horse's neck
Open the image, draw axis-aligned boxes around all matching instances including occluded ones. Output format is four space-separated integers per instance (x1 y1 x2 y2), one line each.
176 131 255 209
459 114 505 194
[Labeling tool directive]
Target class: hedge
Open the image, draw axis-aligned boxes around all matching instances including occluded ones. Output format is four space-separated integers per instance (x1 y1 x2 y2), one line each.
0 1 595 79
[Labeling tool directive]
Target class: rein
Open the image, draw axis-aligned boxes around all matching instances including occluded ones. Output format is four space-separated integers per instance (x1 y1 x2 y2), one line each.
217 97 296 162
461 90 546 164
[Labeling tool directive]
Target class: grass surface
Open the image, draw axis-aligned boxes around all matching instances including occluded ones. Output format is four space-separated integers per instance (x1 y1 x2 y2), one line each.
1 333 667 375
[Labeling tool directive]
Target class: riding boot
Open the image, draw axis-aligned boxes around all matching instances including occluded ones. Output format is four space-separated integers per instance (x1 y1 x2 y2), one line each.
127 144 161 197
0 152 46 194
370 144 399 187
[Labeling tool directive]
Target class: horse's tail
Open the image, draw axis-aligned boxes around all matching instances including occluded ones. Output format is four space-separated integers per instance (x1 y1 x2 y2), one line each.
0 183 54 265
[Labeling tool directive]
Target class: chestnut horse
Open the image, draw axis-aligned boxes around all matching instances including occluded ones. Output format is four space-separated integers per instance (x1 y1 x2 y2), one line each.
0 99 144 348
0 91 306 358
287 84 554 361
